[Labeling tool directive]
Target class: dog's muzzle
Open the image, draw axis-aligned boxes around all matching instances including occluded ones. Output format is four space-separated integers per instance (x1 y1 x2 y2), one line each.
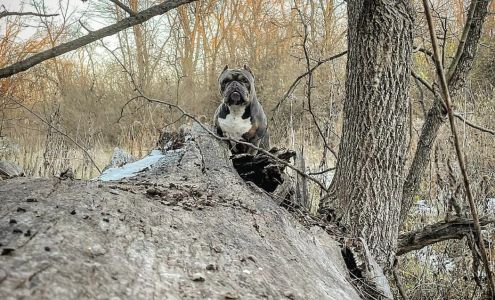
228 91 242 105
226 81 248 105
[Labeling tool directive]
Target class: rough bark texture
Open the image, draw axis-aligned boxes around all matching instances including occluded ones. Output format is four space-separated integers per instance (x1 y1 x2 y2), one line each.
447 0 491 94
400 0 491 224
0 125 361 300
320 1 414 269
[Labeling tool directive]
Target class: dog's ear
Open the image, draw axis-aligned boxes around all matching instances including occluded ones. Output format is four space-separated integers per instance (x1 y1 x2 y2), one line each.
243 64 254 78
218 65 229 82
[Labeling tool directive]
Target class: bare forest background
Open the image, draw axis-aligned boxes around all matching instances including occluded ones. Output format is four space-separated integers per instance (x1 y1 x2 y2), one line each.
1 0 495 299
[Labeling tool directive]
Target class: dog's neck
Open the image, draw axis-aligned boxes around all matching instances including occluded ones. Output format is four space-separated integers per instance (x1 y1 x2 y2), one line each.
226 103 248 115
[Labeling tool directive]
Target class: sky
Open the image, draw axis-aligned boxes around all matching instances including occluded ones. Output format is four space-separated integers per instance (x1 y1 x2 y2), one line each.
0 0 83 13
0 0 91 40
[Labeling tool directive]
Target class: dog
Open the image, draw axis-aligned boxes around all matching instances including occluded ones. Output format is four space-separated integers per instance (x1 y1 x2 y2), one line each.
214 65 269 154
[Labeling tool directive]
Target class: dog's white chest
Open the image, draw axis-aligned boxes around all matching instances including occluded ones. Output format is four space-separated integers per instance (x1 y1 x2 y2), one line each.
218 106 252 140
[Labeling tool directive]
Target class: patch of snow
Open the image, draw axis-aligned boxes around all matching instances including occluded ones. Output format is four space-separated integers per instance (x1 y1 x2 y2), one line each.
98 149 166 181
416 247 455 272
414 199 438 215
486 198 495 213
323 169 335 186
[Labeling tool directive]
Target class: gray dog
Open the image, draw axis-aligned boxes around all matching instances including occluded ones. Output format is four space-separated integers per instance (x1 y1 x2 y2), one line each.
214 65 269 154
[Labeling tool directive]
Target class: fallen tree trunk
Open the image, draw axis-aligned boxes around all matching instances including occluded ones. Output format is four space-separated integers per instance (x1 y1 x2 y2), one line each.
0 124 361 299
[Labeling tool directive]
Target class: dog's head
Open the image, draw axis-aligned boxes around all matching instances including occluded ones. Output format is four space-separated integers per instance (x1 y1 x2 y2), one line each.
218 65 256 106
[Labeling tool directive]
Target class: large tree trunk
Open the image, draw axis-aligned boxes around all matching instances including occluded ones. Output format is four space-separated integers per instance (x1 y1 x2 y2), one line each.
0 125 361 300
320 1 414 269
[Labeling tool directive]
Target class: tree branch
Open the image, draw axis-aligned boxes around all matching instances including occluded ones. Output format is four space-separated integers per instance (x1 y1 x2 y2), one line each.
109 0 136 16
411 70 495 135
0 0 197 79
413 45 434 58
397 217 495 256
411 69 435 93
293 6 337 161
453 112 495 135
272 50 347 112
446 0 478 80
0 10 59 19
308 167 335 176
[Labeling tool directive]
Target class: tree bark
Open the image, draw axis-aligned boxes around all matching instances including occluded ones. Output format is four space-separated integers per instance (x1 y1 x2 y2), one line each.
400 0 491 224
0 125 361 300
320 1 414 269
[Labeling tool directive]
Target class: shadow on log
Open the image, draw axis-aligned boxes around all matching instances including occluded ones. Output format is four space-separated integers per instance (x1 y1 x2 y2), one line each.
0 124 362 300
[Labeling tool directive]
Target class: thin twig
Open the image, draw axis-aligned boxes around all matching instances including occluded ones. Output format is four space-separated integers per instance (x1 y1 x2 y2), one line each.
117 96 141 123
272 50 347 112
9 97 102 174
453 112 495 136
411 69 435 93
292 7 338 160
413 45 434 58
422 1 495 296
308 167 335 176
411 70 495 135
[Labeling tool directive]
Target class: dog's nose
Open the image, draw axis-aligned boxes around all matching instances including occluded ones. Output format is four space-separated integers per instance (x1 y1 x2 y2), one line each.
230 92 241 102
